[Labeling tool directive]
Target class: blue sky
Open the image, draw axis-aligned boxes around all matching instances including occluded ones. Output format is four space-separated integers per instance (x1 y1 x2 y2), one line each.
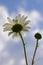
0 0 43 13
0 0 43 65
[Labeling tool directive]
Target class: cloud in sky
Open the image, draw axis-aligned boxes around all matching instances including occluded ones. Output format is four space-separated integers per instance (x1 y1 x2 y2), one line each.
0 6 43 65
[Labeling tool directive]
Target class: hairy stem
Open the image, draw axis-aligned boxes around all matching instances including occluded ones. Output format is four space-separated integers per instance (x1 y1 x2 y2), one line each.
32 39 38 65
19 32 28 65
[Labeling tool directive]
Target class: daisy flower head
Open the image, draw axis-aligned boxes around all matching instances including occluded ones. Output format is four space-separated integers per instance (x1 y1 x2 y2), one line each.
3 14 31 38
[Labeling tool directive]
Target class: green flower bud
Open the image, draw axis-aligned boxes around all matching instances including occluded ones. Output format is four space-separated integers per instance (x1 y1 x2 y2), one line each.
34 32 42 40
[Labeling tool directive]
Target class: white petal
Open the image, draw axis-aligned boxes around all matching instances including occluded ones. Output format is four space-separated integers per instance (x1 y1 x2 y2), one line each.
3 27 11 31
23 27 29 32
12 19 16 23
23 16 28 22
8 32 13 36
3 23 12 27
26 26 31 29
12 33 17 38
12 19 18 24
16 14 21 20
7 17 14 24
19 15 28 24
24 20 30 26
15 14 21 23
19 15 24 22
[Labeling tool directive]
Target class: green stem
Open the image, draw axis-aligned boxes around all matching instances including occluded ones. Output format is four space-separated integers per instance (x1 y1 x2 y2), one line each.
19 32 28 65
32 39 38 65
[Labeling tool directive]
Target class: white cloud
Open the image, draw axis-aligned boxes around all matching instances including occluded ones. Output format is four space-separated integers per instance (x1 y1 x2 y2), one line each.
5 59 15 65
2 51 9 57
0 6 9 26
19 59 25 65
2 59 15 65
0 6 10 43
0 6 8 17
0 41 4 52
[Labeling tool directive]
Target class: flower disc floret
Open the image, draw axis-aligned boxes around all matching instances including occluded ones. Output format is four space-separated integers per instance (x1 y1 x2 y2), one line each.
11 24 23 33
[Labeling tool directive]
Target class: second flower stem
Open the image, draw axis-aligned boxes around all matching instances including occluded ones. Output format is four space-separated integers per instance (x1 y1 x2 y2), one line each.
19 32 28 65
32 39 38 65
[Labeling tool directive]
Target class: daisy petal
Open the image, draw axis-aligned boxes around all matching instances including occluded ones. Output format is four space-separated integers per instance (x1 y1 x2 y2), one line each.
18 15 24 24
8 32 13 36
16 14 21 19
20 15 28 24
7 17 14 24
3 27 11 31
12 19 17 24
23 28 29 32
15 14 21 23
3 23 12 27
18 14 21 22
26 26 31 29
24 20 30 26
12 33 17 38
23 16 28 21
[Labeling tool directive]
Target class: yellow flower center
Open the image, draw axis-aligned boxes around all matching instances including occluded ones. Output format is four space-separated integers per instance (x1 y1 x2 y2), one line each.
11 24 23 33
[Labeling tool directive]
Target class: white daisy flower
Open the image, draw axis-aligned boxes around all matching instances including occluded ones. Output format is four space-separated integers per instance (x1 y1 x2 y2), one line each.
3 14 30 38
